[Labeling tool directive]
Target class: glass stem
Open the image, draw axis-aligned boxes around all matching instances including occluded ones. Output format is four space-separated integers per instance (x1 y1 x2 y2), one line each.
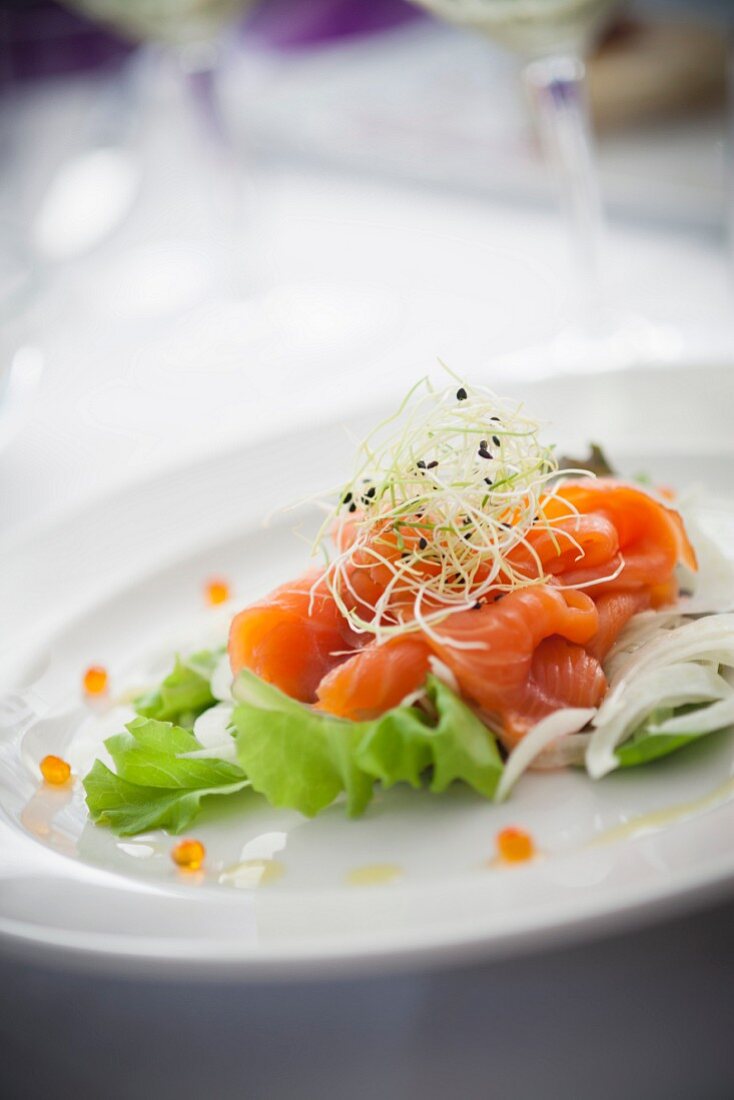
523 54 605 314
173 41 252 287
183 46 230 152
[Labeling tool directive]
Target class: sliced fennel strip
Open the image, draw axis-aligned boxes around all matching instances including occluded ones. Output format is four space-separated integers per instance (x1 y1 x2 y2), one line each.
587 661 733 779
648 694 734 738
496 708 596 802
608 613 734 692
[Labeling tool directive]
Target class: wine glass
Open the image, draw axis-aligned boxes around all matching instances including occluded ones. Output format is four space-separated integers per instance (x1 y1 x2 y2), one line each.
406 0 672 373
63 0 253 46
52 0 261 320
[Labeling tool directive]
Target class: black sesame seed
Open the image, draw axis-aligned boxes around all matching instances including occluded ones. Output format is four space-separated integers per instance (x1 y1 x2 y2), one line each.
456 387 467 401
426 460 438 469
348 502 357 513
472 601 483 610
418 537 427 550
364 486 376 499
478 447 492 460
417 460 426 470
492 435 501 447
484 477 493 486
480 440 487 449
342 491 353 504
491 416 500 422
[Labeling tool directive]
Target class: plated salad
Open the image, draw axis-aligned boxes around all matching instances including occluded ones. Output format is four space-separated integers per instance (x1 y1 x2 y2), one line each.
82 377 734 836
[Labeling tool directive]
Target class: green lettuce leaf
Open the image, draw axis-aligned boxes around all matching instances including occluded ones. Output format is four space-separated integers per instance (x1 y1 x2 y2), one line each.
83 715 248 835
231 673 376 817
84 670 503 835
615 732 698 768
83 761 248 836
356 676 502 798
615 705 709 768
231 670 503 818
106 718 245 790
134 647 223 728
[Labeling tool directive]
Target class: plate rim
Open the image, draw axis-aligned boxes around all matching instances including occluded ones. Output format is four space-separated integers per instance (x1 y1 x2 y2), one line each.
4 365 734 978
1 842 733 981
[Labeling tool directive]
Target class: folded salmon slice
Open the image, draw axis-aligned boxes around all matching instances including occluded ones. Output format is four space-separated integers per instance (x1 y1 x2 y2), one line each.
506 513 619 581
331 484 693 620
316 636 432 721
228 568 357 703
586 589 651 663
542 481 696 593
426 586 603 746
501 637 608 746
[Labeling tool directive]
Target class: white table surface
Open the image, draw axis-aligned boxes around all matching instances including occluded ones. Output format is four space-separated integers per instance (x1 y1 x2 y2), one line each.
1 52 733 543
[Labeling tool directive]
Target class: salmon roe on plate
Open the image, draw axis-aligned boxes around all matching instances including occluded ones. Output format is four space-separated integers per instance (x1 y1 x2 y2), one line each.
205 578 230 606
496 826 535 864
171 838 206 871
40 754 71 786
83 664 108 696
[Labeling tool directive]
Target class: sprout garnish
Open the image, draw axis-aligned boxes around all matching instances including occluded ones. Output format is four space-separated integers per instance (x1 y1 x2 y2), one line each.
313 376 598 647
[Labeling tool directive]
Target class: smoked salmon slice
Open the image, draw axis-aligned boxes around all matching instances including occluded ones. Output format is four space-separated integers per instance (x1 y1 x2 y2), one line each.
507 513 619 581
426 586 601 745
542 481 696 593
316 636 432 721
586 589 651 663
502 638 607 746
228 569 356 703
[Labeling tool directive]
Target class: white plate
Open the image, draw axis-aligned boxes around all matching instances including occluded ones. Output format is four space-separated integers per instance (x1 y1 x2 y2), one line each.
2 363 734 980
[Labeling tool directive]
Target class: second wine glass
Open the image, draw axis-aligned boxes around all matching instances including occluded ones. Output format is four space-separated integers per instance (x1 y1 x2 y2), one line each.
407 0 673 373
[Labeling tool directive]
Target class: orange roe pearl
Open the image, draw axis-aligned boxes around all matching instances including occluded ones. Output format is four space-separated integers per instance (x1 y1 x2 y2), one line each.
83 664 108 696
496 826 535 864
40 754 71 786
205 578 230 606
171 838 206 871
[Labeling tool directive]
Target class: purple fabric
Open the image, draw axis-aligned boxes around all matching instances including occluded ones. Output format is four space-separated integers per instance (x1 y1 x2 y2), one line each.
0 1 133 82
247 0 421 51
0 0 421 83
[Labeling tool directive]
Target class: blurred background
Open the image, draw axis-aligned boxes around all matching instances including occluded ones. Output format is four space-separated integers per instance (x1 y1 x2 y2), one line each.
0 0 732 535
